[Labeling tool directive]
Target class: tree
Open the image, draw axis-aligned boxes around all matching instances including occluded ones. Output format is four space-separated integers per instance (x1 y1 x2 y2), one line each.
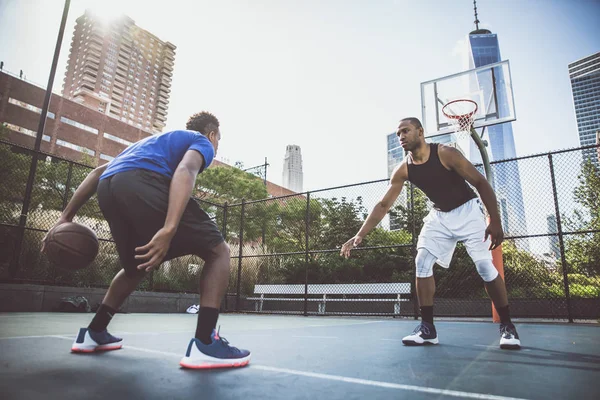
564 160 600 278
195 165 268 204
194 165 271 244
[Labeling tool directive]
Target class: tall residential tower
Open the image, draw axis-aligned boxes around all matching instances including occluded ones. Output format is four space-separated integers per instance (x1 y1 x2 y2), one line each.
62 10 175 134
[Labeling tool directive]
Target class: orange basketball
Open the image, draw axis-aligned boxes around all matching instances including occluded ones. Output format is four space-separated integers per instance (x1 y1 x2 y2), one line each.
44 222 99 271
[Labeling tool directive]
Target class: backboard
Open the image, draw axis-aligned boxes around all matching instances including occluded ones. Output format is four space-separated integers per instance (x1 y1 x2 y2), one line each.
420 60 516 141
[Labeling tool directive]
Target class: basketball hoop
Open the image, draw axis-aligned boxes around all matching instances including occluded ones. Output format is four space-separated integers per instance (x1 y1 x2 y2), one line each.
442 99 478 136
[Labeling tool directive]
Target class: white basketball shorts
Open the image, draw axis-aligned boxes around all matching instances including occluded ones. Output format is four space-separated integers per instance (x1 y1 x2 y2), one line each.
416 198 492 268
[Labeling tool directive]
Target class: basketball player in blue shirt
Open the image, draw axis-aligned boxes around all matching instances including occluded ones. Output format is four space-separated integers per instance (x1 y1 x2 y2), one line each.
341 117 520 349
44 111 251 368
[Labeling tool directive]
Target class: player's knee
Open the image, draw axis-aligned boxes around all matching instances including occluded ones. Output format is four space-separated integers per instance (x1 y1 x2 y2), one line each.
205 241 230 262
475 259 498 282
415 249 436 278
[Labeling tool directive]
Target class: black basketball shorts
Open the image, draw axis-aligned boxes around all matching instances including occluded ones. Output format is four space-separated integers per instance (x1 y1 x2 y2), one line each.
97 168 224 277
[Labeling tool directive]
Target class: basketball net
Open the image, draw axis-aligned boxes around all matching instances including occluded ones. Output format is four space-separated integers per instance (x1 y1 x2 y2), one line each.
441 99 478 142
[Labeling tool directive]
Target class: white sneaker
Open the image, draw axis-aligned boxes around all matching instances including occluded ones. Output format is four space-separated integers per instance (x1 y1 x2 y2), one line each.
499 323 521 350
186 305 199 314
402 322 439 345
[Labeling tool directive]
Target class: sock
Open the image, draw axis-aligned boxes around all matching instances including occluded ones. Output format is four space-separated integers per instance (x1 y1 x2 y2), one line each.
195 307 219 345
88 304 117 332
420 305 434 325
496 305 512 325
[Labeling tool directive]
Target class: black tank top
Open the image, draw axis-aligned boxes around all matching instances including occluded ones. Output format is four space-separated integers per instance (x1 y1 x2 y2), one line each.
407 143 477 212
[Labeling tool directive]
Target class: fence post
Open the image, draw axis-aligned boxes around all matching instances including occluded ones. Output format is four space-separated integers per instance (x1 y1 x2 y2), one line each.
235 199 245 312
62 162 74 210
222 202 228 241
221 202 229 311
409 183 419 320
9 0 71 280
548 154 573 323
304 193 311 316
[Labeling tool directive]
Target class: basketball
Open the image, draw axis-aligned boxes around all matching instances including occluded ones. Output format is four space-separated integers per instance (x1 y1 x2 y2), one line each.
44 222 99 271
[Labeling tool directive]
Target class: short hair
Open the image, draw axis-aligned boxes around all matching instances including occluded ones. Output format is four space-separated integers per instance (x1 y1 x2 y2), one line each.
400 117 423 129
186 111 220 135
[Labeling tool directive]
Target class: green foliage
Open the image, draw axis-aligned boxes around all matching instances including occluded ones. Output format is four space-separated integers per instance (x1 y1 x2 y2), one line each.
564 160 600 276
195 165 268 204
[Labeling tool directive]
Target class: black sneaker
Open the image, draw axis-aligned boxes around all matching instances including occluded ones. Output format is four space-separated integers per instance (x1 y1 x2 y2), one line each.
402 321 439 345
499 323 521 350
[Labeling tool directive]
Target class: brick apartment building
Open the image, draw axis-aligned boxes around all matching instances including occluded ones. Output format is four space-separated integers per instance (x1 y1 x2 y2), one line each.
62 10 175 134
0 71 297 197
0 70 151 163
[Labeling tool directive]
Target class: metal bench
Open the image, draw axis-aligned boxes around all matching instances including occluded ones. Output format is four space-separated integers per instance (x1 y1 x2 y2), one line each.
248 283 411 314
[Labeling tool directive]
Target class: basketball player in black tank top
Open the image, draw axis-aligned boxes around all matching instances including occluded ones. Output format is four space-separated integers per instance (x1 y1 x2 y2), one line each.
341 117 520 349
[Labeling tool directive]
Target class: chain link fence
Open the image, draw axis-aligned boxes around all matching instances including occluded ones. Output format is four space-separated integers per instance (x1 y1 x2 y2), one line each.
1 138 599 320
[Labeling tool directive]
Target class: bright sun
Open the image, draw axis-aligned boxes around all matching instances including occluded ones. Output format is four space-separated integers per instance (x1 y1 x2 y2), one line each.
87 5 121 26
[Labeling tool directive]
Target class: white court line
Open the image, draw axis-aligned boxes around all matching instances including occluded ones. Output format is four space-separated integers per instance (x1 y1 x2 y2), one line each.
46 336 529 400
253 365 529 400
0 331 190 340
0 334 74 340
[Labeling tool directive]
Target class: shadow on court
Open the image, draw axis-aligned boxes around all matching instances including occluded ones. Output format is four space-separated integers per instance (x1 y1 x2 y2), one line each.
1 313 599 400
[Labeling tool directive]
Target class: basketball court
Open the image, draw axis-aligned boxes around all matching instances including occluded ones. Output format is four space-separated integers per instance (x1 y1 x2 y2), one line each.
1 312 599 400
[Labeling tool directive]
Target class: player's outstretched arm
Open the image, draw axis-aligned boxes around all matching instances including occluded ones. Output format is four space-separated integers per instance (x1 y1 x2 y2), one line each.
135 149 205 271
438 145 504 250
340 162 408 258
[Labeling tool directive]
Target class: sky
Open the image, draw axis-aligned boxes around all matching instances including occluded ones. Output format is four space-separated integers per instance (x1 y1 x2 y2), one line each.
0 0 599 193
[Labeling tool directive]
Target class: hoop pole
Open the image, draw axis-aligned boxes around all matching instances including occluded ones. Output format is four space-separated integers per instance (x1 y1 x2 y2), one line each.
469 126 503 323
469 126 494 187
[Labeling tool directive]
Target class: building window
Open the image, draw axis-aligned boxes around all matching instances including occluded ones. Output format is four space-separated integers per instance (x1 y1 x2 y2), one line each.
104 133 133 146
56 139 95 156
100 153 114 161
5 123 51 142
60 116 99 134
8 98 55 119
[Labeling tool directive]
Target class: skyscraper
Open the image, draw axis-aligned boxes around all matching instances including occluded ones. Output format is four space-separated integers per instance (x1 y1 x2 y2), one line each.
386 132 406 230
62 10 175 134
282 145 303 192
464 6 528 243
569 51 600 169
387 132 404 179
546 214 560 259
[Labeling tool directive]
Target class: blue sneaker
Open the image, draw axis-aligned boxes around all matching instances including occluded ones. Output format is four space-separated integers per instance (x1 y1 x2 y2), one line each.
71 328 123 353
180 328 251 369
402 321 439 345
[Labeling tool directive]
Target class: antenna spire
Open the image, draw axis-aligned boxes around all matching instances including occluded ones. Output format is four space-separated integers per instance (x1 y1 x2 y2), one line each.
474 0 480 30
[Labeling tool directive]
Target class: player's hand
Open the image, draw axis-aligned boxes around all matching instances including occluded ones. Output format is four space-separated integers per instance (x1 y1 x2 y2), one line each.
484 219 504 250
41 216 71 252
135 227 175 272
340 235 363 258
